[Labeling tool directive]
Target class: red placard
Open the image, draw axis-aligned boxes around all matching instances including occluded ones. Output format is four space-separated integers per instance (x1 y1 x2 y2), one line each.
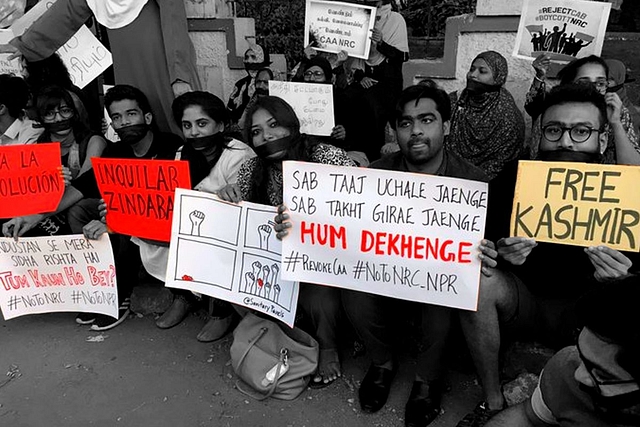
0 143 64 218
92 158 191 242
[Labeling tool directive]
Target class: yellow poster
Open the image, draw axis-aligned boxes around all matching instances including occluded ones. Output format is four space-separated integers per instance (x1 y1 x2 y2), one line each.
511 161 640 251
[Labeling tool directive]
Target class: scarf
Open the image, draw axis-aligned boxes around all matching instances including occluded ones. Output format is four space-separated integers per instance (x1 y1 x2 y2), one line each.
366 6 408 67
85 0 149 29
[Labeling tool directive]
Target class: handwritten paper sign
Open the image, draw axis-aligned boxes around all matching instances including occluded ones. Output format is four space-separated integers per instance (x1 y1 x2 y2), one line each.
92 158 191 242
513 0 611 62
0 234 117 320
9 1 113 89
282 161 488 311
0 29 21 75
55 25 113 89
269 81 335 136
0 143 64 218
166 189 299 327
511 161 640 251
304 0 376 59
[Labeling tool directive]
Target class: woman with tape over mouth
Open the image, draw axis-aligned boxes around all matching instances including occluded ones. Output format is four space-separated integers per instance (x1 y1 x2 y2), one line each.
217 95 356 389
151 91 256 341
446 51 525 180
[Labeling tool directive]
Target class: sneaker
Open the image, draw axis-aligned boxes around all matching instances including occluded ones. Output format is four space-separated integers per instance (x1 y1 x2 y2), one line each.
90 298 131 331
76 312 96 325
456 401 506 427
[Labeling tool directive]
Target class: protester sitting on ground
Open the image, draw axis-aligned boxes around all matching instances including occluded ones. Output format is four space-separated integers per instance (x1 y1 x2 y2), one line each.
605 58 640 134
153 91 256 341
524 55 640 165
218 95 356 388
274 82 494 426
455 83 640 427
35 85 106 181
0 73 42 145
337 84 489 427
447 50 525 179
2 84 208 330
486 275 640 427
346 0 409 163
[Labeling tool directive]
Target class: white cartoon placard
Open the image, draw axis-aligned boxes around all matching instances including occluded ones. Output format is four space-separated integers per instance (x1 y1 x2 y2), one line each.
165 189 299 327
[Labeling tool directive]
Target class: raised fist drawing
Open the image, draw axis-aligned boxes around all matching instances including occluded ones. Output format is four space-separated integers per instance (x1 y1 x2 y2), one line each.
257 223 273 250
189 210 205 236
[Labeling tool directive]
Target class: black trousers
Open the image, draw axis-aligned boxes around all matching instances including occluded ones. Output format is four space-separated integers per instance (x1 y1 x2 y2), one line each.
342 289 453 382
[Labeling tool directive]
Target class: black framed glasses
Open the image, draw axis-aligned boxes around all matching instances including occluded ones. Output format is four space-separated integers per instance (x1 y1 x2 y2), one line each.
43 107 74 121
576 342 637 387
542 124 602 143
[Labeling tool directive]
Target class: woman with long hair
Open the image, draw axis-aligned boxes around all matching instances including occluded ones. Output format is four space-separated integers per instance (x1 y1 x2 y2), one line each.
219 95 356 388
153 91 256 341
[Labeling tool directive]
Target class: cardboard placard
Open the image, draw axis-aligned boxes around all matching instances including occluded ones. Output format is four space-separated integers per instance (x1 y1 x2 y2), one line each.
511 160 640 251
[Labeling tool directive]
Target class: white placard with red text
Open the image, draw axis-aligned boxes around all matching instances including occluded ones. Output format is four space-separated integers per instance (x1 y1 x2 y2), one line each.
282 161 488 311
0 234 117 320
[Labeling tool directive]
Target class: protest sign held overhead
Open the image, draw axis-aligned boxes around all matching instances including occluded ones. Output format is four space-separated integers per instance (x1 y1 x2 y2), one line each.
166 189 299 327
282 161 488 311
513 0 611 62
0 143 64 219
0 234 117 320
268 81 335 136
92 158 191 242
511 161 640 251
304 0 377 59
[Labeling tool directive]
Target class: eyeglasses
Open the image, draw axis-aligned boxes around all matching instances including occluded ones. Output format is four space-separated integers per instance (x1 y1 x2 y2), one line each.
576 342 637 388
43 107 74 121
575 77 608 91
542 124 602 143
304 70 325 78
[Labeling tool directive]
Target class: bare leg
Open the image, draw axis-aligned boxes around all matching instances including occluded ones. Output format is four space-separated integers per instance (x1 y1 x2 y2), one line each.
459 270 519 410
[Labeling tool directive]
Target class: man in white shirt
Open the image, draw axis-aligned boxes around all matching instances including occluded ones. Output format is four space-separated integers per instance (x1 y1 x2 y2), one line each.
0 74 42 145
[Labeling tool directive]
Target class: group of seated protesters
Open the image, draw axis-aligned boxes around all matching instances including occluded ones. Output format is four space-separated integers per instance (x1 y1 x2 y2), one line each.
1 45 640 427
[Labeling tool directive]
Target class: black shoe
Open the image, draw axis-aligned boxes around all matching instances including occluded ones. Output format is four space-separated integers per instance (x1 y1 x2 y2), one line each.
90 298 131 331
76 312 96 325
359 364 397 413
156 295 192 329
456 400 506 427
405 380 444 427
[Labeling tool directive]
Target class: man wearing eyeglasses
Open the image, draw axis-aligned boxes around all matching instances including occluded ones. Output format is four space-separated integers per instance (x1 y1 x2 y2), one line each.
485 275 640 426
456 83 640 427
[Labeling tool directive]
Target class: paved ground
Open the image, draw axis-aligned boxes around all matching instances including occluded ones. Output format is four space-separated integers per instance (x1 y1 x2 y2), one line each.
0 301 553 427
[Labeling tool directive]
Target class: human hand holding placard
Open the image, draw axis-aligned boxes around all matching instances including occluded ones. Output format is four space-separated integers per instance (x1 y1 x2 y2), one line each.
91 158 191 242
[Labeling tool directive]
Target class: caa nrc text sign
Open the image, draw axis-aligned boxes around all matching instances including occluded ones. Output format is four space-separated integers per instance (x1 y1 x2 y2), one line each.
511 161 640 251
282 161 488 311
0 234 117 320
304 0 376 59
92 158 191 243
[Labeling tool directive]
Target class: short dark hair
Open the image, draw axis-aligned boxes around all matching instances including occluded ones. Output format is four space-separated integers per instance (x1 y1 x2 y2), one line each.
104 84 152 115
559 55 609 85
541 83 607 129
171 91 229 127
35 84 78 123
257 68 274 80
0 74 30 118
393 84 451 128
577 274 640 382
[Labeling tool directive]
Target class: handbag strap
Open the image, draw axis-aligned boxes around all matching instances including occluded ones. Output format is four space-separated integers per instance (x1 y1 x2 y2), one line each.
236 326 268 370
235 360 284 401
